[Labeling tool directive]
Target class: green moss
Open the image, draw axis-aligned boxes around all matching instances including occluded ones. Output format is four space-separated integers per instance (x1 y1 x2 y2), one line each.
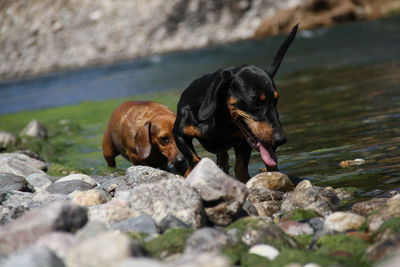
241 253 270 267
283 209 321 221
292 234 313 249
144 228 194 259
371 217 400 239
316 233 370 266
127 232 149 245
269 248 339 267
221 241 248 265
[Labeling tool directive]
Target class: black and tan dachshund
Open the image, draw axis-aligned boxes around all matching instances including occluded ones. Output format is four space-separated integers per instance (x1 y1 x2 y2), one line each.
173 24 299 182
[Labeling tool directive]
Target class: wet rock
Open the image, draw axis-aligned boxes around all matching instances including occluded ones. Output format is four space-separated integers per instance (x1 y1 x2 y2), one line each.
0 202 87 254
339 158 365 168
186 158 247 226
334 187 357 201
246 172 294 192
66 231 145 267
36 232 79 258
56 173 98 187
324 212 365 232
184 228 235 255
70 187 111 206
159 215 191 233
126 165 182 185
88 198 140 225
369 195 400 232
25 173 53 192
20 119 48 139
111 214 158 234
0 173 28 192
249 244 280 260
174 252 230 267
247 187 285 202
1 246 65 267
252 201 281 217
351 198 388 216
281 180 339 216
46 180 94 195
0 152 47 177
127 178 205 228
0 131 16 149
278 221 314 236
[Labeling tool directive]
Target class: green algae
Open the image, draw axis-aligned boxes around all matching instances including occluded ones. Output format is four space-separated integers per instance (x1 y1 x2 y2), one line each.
270 248 339 267
292 234 313 249
221 241 249 265
225 216 271 236
283 209 321 221
371 217 400 239
144 228 194 259
241 253 270 267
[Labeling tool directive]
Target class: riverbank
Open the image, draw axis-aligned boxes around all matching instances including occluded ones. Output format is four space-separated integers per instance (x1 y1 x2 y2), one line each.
1 0 399 81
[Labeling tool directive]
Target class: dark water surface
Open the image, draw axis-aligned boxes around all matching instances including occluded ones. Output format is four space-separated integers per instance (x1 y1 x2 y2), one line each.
1 16 399 196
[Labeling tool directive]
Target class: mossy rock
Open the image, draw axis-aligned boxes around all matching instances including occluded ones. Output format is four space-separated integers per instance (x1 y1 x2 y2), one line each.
144 228 194 259
269 248 339 267
283 209 321 221
225 216 271 236
316 233 371 266
127 232 149 245
241 252 270 267
371 217 400 240
292 234 313 249
221 241 249 265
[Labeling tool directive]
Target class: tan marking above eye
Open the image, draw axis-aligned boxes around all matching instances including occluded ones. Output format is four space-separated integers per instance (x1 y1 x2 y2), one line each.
259 94 266 101
274 91 280 99
227 97 238 105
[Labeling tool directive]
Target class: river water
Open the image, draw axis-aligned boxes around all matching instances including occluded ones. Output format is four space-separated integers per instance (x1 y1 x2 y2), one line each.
1 16 399 196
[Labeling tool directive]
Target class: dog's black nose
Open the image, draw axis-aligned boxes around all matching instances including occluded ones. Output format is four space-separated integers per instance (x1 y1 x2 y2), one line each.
274 135 287 146
174 155 188 175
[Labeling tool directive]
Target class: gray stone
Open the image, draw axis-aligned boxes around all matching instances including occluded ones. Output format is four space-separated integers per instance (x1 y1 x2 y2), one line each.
281 180 339 216
111 214 158 234
56 173 97 187
186 158 247 226
101 176 129 194
184 228 235 255
0 205 28 224
0 152 47 178
0 173 28 192
367 232 400 261
247 187 285 203
36 232 79 258
26 173 53 192
352 198 388 216
117 258 171 267
0 202 87 254
1 246 65 267
242 200 259 216
241 223 297 248
0 131 16 149
159 215 191 233
252 201 281 217
88 198 140 225
66 231 145 267
20 119 48 139
126 165 183 185
75 221 109 240
368 194 400 232
1 190 33 208
127 179 205 228
308 217 325 232
246 172 294 192
46 180 94 195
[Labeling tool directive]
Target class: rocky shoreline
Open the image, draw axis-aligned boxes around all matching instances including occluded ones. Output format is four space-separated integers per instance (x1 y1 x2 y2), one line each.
1 0 399 81
1 149 400 266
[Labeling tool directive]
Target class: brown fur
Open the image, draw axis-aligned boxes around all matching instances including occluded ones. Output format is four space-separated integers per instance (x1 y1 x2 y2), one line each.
102 101 183 170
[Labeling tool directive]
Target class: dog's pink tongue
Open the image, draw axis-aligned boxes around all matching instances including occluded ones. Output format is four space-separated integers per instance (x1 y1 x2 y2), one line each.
257 142 277 167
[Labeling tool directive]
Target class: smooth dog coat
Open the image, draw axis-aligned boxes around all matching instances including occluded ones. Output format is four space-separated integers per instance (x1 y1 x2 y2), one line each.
173 25 299 182
103 101 186 174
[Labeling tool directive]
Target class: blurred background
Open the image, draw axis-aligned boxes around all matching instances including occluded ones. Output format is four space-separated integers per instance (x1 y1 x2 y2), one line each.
0 0 399 200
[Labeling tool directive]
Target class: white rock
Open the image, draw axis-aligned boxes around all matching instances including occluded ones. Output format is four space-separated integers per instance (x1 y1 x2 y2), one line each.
0 152 47 178
249 244 279 260
324 211 366 232
20 119 48 139
0 131 16 148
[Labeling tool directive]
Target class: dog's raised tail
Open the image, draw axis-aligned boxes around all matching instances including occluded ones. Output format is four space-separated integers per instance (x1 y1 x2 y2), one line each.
267 24 299 78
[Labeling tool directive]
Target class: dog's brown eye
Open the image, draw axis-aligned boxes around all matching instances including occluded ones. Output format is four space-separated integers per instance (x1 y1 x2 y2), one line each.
160 136 170 144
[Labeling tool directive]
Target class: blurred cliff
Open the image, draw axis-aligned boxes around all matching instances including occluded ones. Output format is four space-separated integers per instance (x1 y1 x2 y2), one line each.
1 0 399 80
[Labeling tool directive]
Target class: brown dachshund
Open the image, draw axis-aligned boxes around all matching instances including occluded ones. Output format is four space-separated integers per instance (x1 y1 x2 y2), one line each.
103 101 186 174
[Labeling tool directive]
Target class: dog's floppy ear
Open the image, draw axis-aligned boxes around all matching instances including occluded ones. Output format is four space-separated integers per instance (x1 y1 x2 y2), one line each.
198 70 233 121
135 121 152 160
267 24 299 78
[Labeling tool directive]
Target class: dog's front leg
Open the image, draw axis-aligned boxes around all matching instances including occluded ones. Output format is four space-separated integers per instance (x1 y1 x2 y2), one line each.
234 140 252 183
174 133 200 176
